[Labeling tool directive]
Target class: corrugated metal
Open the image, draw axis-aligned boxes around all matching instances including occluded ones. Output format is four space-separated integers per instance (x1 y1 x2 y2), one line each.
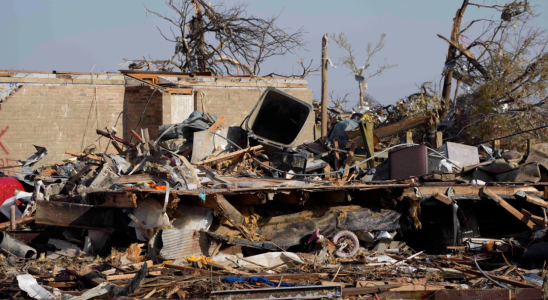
159 229 210 260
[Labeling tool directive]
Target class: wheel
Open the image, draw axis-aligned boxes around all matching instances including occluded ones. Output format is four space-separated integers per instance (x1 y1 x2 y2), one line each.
332 230 360 258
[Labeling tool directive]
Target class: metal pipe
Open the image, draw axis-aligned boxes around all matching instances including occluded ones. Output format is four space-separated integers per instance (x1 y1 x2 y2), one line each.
0 232 37 258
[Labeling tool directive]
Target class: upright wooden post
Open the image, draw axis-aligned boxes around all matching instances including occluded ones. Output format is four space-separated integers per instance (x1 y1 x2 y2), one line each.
527 139 535 156
10 205 16 230
492 139 501 151
365 123 375 168
435 131 444 149
406 131 413 144
321 34 328 137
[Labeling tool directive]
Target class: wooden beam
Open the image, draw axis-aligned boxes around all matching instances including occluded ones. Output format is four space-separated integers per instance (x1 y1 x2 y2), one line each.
208 116 226 132
340 142 356 183
527 139 535 156
481 187 535 229
333 140 341 180
106 271 161 281
461 269 540 288
492 139 501 151
130 130 142 142
435 131 443 149
374 116 436 139
521 209 546 227
192 145 263 166
164 264 222 275
65 150 103 162
214 194 254 240
433 193 453 205
406 131 413 144
515 190 548 208
0 216 34 231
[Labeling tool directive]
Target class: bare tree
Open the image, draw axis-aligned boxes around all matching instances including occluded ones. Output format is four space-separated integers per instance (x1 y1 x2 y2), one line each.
437 0 548 148
120 0 313 77
332 33 397 107
328 90 350 110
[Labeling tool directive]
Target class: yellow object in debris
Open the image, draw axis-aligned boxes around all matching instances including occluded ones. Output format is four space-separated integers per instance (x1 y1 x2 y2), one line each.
161 260 174 267
513 25 517 28
184 254 213 266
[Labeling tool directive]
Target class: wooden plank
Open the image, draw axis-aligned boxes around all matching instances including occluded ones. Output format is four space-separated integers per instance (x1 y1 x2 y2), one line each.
118 174 170 184
208 116 226 132
164 264 222 275
215 194 254 240
461 269 539 288
433 192 453 205
380 291 436 299
406 131 413 144
130 130 142 142
481 187 535 229
521 209 546 226
65 150 103 162
515 191 548 208
106 271 161 281
340 142 356 183
0 216 34 230
44 282 78 288
374 116 435 139
435 131 443 149
166 88 193 94
192 145 263 166
406 186 541 198
333 140 341 180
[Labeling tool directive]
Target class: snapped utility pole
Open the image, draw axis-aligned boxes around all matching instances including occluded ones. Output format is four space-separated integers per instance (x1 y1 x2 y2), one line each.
321 34 328 137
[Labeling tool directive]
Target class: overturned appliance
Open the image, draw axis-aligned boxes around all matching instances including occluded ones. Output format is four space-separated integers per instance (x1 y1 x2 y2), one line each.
246 88 313 150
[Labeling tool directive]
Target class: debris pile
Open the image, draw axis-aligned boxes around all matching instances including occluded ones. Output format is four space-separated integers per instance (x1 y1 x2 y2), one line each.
2 88 548 299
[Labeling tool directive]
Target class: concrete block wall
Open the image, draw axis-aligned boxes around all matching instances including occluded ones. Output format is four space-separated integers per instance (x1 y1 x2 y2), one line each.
193 88 314 145
0 83 125 173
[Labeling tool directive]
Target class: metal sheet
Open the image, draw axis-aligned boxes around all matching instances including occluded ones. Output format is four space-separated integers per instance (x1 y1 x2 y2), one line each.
159 229 210 260
190 128 229 163
35 201 116 228
211 285 342 300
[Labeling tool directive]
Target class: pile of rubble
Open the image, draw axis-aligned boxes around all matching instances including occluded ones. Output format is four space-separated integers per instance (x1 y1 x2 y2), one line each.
2 88 548 299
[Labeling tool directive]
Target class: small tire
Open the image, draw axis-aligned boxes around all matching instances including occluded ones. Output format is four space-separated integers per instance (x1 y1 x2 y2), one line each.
332 230 360 258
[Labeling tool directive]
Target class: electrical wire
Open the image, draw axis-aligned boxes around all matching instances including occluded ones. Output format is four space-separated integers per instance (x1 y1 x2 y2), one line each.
473 123 548 146
473 257 511 289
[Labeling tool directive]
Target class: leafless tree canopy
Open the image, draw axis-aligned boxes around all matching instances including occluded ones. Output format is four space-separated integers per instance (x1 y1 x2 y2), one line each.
438 0 548 148
120 0 315 77
332 33 397 106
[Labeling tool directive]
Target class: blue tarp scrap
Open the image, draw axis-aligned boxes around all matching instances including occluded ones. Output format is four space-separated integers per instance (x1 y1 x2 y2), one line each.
222 276 294 287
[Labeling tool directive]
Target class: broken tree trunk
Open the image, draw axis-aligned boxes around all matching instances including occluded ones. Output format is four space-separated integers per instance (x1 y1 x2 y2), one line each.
440 0 469 120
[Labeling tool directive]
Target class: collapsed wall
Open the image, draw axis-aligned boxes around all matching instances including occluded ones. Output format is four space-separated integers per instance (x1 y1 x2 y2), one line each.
0 70 314 172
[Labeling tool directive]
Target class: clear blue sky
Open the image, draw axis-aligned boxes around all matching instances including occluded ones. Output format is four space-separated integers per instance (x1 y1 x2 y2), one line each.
2 0 547 106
